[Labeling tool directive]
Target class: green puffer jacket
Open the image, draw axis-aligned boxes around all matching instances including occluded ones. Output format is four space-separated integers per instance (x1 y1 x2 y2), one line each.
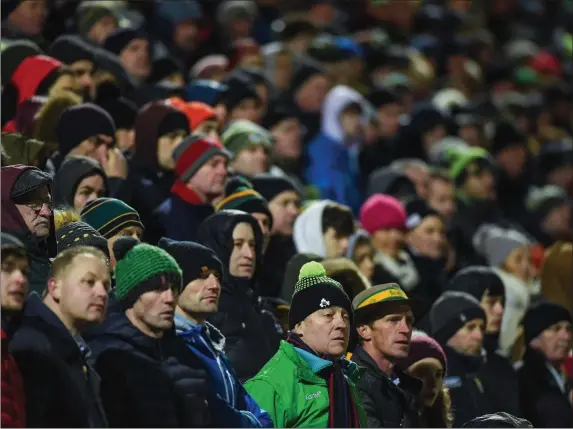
244 341 368 428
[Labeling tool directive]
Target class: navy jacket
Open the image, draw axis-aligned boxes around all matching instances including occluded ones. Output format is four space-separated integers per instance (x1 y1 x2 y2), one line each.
9 293 108 428
174 315 273 428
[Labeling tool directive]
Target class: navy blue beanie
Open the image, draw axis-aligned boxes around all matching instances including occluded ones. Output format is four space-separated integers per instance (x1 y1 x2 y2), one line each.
103 27 148 55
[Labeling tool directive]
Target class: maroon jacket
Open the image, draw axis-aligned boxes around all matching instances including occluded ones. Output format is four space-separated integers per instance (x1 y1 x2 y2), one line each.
1 328 26 428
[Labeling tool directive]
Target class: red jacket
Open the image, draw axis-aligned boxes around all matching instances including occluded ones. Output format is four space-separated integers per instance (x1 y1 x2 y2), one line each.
1 328 26 428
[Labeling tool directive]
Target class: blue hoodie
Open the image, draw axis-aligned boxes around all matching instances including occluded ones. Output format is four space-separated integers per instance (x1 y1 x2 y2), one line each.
305 85 366 213
174 314 273 428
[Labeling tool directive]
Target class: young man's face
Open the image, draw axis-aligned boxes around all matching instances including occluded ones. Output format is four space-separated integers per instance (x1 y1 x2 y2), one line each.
229 99 259 123
296 74 330 113
173 19 199 53
339 106 363 138
358 304 414 360
268 191 300 236
120 39 151 81
70 60 95 100
177 272 221 318
447 318 484 356
157 131 186 171
7 0 45 36
271 118 302 160
323 227 350 259
49 253 110 326
462 169 496 201
1 253 29 312
193 120 220 141
480 291 504 334
88 15 118 45
251 212 271 253
406 216 445 260
231 145 269 177
531 321 572 363
108 226 143 268
427 178 456 220
229 222 256 279
377 103 401 138
74 174 106 212
353 243 375 280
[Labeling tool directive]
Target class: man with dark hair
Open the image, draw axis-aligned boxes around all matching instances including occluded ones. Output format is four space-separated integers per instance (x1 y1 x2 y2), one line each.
427 169 457 222
293 200 355 259
10 246 110 427
350 283 420 428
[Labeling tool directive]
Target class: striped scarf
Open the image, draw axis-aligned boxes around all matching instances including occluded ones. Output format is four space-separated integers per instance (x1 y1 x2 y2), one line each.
287 333 360 428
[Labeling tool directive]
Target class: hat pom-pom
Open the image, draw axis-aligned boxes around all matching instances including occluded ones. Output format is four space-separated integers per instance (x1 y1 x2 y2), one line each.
113 236 139 262
298 261 326 280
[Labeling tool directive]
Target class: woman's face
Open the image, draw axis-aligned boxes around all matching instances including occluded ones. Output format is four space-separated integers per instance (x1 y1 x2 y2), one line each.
408 357 445 408
407 215 445 259
373 228 404 259
503 246 533 283
73 174 106 211
353 243 375 280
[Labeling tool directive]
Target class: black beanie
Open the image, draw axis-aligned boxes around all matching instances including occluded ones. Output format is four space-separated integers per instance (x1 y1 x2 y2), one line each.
367 88 400 108
430 291 486 345
56 103 116 156
158 237 225 286
404 197 440 230
289 59 326 94
490 121 526 155
103 27 148 55
56 221 110 257
537 139 573 179
220 74 261 111
523 299 572 345
157 109 190 137
98 97 138 130
447 266 505 302
262 102 297 130
1 40 43 85
251 173 299 202
48 35 95 65
149 56 184 84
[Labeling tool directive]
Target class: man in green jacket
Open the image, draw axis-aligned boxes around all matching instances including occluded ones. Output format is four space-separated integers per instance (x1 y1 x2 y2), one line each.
245 261 367 428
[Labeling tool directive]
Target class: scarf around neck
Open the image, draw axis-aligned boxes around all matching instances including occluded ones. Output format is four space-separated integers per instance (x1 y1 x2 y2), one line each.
287 332 359 428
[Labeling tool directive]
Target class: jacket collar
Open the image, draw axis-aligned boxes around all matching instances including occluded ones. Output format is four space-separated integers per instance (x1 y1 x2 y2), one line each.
171 180 207 205
174 313 226 353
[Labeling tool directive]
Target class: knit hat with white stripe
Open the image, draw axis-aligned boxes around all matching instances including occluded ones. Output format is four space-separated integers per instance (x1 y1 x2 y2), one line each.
288 261 352 329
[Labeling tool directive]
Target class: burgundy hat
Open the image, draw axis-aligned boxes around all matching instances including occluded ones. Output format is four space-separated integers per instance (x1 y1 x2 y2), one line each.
395 330 447 373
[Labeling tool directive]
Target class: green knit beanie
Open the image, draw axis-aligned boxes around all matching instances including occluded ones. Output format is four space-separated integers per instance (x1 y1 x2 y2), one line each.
288 261 352 329
448 146 493 186
81 197 144 239
221 119 273 156
113 237 182 308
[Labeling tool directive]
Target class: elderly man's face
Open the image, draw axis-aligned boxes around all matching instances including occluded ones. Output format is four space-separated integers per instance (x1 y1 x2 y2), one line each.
295 306 350 359
14 186 52 238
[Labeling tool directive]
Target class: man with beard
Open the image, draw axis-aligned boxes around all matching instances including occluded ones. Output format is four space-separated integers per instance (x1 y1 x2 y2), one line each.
1 165 56 294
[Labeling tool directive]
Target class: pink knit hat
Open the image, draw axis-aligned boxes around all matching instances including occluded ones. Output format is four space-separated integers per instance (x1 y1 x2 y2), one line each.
396 330 447 373
359 194 406 234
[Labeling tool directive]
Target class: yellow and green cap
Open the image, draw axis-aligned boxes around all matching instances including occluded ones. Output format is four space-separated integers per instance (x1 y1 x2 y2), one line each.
352 283 412 323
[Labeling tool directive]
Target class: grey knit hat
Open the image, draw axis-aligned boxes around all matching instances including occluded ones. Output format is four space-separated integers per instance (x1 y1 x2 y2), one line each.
472 224 532 267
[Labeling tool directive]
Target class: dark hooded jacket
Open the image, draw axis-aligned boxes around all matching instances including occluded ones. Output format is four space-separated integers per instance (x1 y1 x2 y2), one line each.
1 165 57 294
9 293 108 428
197 210 282 382
52 156 109 209
86 298 211 428
126 102 189 242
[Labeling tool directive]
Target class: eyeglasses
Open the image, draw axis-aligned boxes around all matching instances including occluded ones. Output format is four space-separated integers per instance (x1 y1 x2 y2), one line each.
25 199 53 212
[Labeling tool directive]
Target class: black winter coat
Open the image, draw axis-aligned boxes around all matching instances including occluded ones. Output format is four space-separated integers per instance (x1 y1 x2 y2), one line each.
87 307 211 428
9 293 108 428
479 334 523 417
198 211 282 382
518 348 573 428
351 345 421 428
443 346 493 428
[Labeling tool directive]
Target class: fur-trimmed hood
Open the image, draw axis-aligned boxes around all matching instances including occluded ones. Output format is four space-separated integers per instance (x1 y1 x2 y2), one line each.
322 257 372 300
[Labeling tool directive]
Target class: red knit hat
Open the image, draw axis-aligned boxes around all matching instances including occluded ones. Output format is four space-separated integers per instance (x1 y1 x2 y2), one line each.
360 194 406 234
395 330 447 373
172 134 230 183
11 55 63 104
168 98 217 132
